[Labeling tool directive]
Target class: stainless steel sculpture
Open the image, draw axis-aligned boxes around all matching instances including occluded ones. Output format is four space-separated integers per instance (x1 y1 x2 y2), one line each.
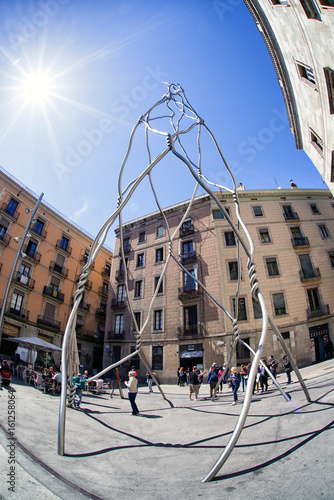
58 83 311 481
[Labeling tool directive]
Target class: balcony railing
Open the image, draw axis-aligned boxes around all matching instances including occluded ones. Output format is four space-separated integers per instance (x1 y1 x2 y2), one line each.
119 245 131 256
111 299 126 309
98 286 109 297
306 304 330 319
0 232 11 245
299 267 321 283
178 287 201 301
95 307 106 319
108 330 125 340
115 269 125 282
14 272 35 290
43 286 65 303
7 306 29 320
23 246 41 262
180 223 194 237
56 239 72 255
283 211 299 221
102 267 111 278
291 236 310 249
30 225 47 239
37 315 61 330
49 261 69 278
180 251 197 265
1 202 19 220
177 324 204 338
77 302 91 313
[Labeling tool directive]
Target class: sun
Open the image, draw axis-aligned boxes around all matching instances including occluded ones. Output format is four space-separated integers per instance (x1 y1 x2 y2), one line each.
19 71 54 105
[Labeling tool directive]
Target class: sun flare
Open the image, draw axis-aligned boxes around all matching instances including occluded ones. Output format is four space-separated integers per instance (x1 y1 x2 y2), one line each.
20 72 54 104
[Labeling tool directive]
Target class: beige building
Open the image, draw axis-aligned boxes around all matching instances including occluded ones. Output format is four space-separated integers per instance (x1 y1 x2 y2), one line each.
244 0 334 194
104 186 334 383
0 167 113 371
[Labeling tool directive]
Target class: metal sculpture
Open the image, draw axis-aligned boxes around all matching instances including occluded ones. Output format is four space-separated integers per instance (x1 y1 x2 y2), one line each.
58 83 311 482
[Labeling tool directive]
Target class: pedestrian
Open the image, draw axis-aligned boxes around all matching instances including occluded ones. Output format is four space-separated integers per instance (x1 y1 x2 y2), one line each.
259 359 269 392
82 370 89 380
125 370 139 415
178 367 186 386
218 366 224 393
283 356 292 384
324 337 333 359
189 366 207 400
146 370 156 393
228 367 241 405
240 364 248 392
71 373 86 409
131 366 138 377
268 355 278 380
208 363 219 397
253 364 261 394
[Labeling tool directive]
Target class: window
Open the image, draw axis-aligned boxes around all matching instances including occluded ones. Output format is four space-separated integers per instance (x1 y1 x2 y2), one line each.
18 263 31 279
282 332 291 350
318 224 330 239
154 310 163 331
156 225 164 238
252 298 262 319
82 250 89 264
26 240 37 258
299 0 320 19
310 203 320 214
224 231 236 246
33 218 45 236
184 269 196 291
155 247 164 263
236 338 251 364
155 276 163 294
324 67 334 114
10 291 23 312
213 207 230 219
50 276 60 293
297 63 316 85
104 263 111 277
5 198 18 217
273 293 286 316
307 287 321 312
117 284 126 302
152 346 163 370
253 206 263 217
232 297 247 321
184 305 197 334
136 253 144 268
134 280 143 298
0 218 9 240
115 314 124 334
310 129 324 154
138 231 146 243
123 237 130 251
266 257 279 277
328 250 334 268
181 219 193 233
299 254 315 279
102 282 109 294
182 240 194 258
259 228 271 244
228 261 239 281
282 204 296 219
133 312 141 331
59 235 69 251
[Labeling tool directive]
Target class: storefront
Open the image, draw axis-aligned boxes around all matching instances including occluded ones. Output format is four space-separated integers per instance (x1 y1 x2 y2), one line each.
179 343 203 371
309 324 329 363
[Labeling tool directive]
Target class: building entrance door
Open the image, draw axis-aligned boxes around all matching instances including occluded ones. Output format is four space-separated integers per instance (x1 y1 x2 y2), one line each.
309 324 329 363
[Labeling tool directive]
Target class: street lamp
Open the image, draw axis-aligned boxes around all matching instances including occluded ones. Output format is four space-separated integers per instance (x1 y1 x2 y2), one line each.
0 193 44 348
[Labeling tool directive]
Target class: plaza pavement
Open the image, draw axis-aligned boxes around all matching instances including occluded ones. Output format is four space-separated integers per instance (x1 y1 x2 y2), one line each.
0 359 334 500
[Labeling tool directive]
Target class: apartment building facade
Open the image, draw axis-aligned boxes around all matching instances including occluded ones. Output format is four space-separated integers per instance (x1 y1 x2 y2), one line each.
0 167 113 371
244 0 334 194
104 187 334 383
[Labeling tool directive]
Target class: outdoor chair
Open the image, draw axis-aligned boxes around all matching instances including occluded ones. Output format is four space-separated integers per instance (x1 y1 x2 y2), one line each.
0 370 12 388
34 373 44 391
43 377 55 394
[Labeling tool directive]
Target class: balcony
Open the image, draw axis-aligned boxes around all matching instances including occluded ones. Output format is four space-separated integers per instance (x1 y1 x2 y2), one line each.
115 269 125 282
23 246 41 262
14 272 35 290
43 286 65 303
111 298 126 309
56 239 72 255
49 261 69 278
180 251 197 265
283 211 299 222
78 301 91 313
95 307 106 320
177 324 204 338
299 267 321 283
307 304 330 320
37 315 61 331
108 330 125 340
80 256 95 269
291 236 310 249
178 287 201 301
7 306 30 320
102 267 111 278
180 223 194 237
0 232 11 246
30 225 47 239
98 286 109 297
1 202 19 220
119 245 131 256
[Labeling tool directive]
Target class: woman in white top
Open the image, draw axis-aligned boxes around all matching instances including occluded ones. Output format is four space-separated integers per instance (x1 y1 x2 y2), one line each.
124 371 139 415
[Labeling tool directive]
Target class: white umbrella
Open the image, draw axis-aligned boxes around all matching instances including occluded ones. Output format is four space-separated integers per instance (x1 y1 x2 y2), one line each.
7 336 62 370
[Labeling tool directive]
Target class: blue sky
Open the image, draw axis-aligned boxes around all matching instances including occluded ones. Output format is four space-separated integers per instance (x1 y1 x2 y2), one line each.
0 0 326 249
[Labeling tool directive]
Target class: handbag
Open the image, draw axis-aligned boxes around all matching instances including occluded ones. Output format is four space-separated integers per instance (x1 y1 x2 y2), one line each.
286 368 292 374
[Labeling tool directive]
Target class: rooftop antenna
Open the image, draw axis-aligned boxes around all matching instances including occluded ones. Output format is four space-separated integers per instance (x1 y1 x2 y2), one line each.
274 176 281 189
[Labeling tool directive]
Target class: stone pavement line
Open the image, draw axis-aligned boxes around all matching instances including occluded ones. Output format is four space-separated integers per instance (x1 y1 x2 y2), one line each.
0 422 103 500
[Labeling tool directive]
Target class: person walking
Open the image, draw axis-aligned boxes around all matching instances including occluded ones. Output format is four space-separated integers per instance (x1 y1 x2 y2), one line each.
189 366 207 400
268 355 278 380
240 364 248 392
71 373 86 409
283 356 292 384
146 370 156 393
228 367 241 405
259 360 269 392
125 370 139 415
208 363 219 398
